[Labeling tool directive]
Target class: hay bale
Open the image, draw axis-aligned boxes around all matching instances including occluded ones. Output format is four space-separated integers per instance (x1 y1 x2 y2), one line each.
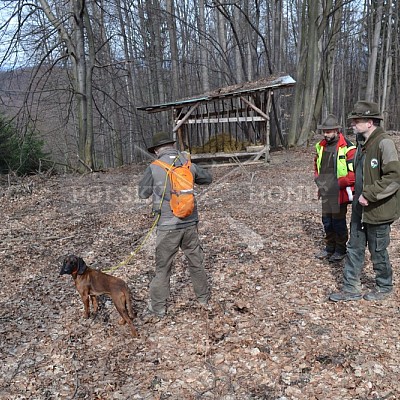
191 133 248 154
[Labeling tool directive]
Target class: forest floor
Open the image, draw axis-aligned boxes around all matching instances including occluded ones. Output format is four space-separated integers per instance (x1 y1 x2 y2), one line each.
1 134 400 400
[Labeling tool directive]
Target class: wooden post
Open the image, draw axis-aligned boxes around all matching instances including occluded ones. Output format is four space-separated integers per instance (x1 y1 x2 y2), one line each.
265 91 272 163
240 95 271 163
177 127 184 151
173 103 200 152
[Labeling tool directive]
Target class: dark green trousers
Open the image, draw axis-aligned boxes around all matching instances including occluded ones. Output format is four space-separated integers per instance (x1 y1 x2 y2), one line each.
150 225 210 314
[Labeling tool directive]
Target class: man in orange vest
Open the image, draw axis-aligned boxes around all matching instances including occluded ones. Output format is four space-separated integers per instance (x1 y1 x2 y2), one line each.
138 132 212 318
314 114 356 262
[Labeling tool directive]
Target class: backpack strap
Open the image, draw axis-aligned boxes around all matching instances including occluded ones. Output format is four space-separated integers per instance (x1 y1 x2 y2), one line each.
152 159 174 172
151 155 180 214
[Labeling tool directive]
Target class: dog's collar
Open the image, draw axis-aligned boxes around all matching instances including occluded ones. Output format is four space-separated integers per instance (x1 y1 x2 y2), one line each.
71 265 86 279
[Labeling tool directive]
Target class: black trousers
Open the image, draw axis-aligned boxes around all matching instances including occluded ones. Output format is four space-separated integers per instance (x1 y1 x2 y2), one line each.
321 198 348 254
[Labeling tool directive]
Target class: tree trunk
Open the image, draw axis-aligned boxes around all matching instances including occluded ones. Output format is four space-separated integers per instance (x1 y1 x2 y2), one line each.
297 10 322 147
381 1 393 128
316 0 342 121
365 0 384 102
198 0 210 92
166 0 180 99
216 6 228 85
233 5 243 83
117 0 140 162
288 0 343 146
38 0 94 171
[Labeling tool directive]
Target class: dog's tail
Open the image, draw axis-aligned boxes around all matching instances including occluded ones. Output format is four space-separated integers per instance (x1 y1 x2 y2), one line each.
124 288 136 319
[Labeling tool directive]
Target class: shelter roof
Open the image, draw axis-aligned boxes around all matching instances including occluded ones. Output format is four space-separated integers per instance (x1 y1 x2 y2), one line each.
137 73 295 113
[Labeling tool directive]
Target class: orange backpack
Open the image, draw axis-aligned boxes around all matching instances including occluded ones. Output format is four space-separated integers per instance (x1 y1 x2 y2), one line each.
152 155 195 218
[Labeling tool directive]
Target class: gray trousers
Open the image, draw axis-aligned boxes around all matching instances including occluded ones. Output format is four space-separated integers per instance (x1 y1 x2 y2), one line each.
150 225 210 314
343 213 393 293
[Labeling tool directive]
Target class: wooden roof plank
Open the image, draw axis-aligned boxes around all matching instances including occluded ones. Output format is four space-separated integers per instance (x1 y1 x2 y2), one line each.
137 74 295 113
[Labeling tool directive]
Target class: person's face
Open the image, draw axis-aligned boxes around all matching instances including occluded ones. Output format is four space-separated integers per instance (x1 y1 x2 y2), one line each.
350 118 371 136
322 129 338 143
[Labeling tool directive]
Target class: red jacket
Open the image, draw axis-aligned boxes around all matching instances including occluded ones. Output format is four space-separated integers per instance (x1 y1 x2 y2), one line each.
314 133 356 204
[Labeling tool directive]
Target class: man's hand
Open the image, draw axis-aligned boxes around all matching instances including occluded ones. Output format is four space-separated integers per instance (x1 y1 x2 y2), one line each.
358 194 369 207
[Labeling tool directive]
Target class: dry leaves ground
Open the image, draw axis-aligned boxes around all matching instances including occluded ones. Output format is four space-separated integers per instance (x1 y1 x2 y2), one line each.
1 136 400 400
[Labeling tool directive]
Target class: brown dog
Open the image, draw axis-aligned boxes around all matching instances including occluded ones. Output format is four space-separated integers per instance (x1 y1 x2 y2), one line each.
60 255 138 337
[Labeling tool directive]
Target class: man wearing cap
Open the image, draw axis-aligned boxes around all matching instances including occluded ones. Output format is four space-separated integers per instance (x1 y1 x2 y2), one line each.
330 101 400 302
138 132 212 317
314 114 356 262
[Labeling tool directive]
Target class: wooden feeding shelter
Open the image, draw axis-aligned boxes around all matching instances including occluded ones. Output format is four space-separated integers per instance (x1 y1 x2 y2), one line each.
137 73 295 163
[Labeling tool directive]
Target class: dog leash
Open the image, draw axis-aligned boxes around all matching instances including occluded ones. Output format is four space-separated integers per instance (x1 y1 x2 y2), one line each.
103 214 160 273
103 163 170 274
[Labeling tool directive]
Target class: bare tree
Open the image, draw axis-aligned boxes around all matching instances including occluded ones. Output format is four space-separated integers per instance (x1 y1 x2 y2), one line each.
288 0 346 146
38 0 96 170
365 0 384 102
166 0 180 99
380 1 393 128
198 0 210 92
288 0 321 146
2 0 400 167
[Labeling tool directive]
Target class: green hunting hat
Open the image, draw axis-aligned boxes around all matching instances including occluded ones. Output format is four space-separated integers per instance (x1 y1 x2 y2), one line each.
317 114 341 130
147 131 176 153
347 100 383 120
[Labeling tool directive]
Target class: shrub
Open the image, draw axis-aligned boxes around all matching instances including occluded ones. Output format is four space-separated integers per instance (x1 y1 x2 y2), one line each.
0 115 50 175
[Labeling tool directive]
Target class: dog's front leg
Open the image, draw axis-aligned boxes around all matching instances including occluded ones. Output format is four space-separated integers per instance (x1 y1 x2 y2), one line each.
90 295 99 314
79 291 90 318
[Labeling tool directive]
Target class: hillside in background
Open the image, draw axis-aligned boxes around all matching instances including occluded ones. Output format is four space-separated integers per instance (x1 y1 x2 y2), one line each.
1 138 400 399
0 67 81 168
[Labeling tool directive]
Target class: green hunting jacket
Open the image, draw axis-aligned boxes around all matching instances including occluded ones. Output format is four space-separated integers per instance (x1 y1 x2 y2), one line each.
354 127 400 224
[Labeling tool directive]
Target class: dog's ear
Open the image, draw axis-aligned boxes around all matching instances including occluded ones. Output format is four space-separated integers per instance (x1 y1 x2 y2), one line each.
77 257 87 275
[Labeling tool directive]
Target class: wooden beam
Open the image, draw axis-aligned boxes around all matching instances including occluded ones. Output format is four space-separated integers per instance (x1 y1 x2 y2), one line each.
176 116 266 124
191 151 264 163
173 102 200 132
239 96 270 120
253 146 269 161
